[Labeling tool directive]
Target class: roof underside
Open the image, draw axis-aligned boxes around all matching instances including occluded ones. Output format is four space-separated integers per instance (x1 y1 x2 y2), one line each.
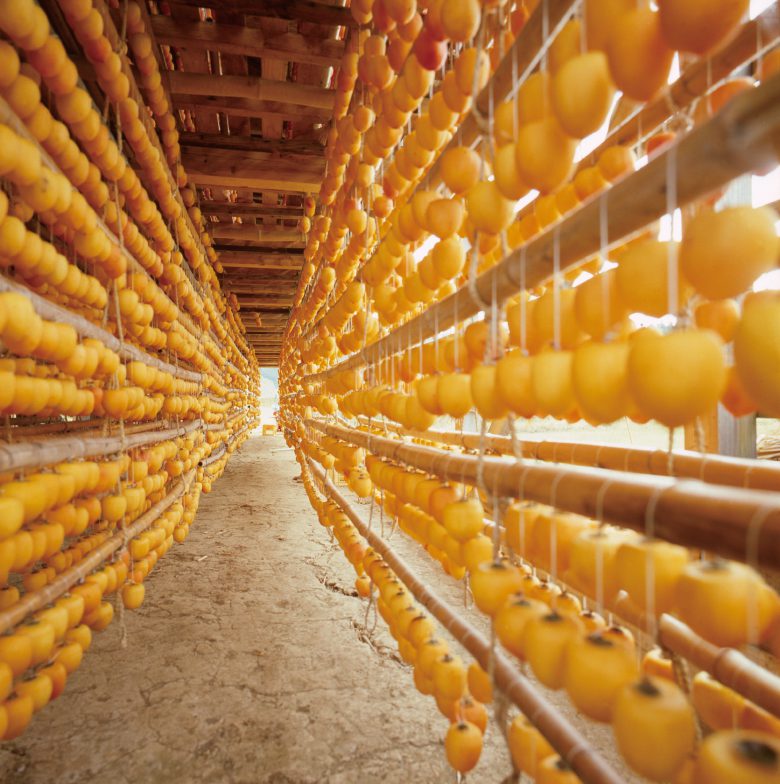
47 0 351 364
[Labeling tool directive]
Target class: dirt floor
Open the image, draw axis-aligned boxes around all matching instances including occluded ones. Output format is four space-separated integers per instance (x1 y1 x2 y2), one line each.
0 433 516 784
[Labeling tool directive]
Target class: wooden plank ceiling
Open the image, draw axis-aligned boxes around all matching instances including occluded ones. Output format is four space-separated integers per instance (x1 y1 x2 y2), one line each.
143 0 350 364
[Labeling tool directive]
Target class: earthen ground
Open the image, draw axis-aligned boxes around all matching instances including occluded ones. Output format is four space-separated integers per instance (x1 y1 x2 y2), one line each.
0 434 513 784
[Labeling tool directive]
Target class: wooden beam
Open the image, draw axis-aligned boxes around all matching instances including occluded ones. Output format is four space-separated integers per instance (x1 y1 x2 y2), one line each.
224 278 298 288
150 16 344 67
183 146 323 171
204 188 308 200
220 258 302 271
235 297 293 307
168 71 334 110
225 284 296 295
188 146 322 171
242 311 287 316
173 95 329 125
223 270 299 279
223 275 299 285
202 199 302 213
222 246 303 262
211 225 305 242
205 208 303 222
185 156 321 193
165 0 355 27
238 303 291 309
181 132 322 156
218 244 304 254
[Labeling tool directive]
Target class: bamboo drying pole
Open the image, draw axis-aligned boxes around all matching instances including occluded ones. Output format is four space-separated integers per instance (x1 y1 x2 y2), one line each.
308 419 780 571
368 419 780 492
312 433 780 721
0 469 197 636
0 419 202 474
201 418 257 466
300 0 576 341
520 557 780 719
201 444 226 467
510 6 780 232
0 275 202 383
610 593 780 718
307 459 624 784
1 418 161 439
581 6 780 167
311 434 780 722
0 97 211 352
229 419 258 444
305 73 780 381
89 0 225 325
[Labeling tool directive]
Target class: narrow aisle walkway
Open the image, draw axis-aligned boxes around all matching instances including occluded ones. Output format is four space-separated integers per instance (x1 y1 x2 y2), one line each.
0 434 450 784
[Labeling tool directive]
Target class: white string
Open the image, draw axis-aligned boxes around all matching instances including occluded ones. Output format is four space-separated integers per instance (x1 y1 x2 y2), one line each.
666 146 679 319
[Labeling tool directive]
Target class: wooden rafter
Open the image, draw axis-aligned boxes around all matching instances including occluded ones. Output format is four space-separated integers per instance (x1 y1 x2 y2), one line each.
181 132 323 156
218 252 303 271
165 0 355 27
186 145 323 174
204 207 303 222
240 308 288 317
167 72 334 110
235 297 294 307
172 95 330 125
211 226 306 242
223 276 298 287
185 157 322 193
150 16 345 67
224 284 296 295
139 0 337 318
241 313 288 321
